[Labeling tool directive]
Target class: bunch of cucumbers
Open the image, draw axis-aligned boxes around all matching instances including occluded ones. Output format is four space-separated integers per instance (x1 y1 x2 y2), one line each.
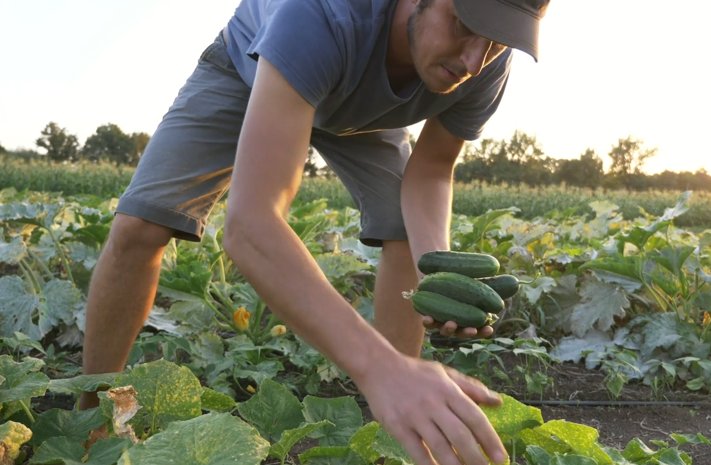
404 250 521 328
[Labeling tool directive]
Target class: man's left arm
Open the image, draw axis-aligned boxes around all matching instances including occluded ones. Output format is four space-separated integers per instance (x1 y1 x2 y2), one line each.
401 116 493 338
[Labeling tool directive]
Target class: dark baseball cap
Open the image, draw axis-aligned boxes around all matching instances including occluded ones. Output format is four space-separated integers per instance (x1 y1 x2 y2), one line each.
452 0 550 61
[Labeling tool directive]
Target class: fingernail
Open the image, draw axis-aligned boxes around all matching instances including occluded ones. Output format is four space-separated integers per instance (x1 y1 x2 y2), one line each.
489 450 508 465
488 389 502 401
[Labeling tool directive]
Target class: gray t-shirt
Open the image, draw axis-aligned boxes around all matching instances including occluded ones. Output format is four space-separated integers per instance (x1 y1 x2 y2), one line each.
223 0 511 141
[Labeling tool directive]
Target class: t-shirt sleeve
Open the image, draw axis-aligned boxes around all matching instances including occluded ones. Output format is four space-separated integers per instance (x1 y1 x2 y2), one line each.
246 0 344 108
437 50 513 141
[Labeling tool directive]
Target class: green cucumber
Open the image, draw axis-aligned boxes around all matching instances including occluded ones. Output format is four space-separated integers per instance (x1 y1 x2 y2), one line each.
408 290 497 328
418 271 505 313
417 250 500 278
476 274 521 300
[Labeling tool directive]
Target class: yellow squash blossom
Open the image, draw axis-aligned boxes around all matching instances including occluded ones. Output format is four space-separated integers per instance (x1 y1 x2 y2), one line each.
270 324 288 337
703 311 711 327
232 307 251 331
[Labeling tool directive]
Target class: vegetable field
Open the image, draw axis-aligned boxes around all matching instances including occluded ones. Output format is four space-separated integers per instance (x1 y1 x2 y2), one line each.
1 185 710 464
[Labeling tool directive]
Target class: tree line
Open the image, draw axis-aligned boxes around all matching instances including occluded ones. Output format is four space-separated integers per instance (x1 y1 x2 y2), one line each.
452 130 711 192
1 122 150 166
2 125 709 192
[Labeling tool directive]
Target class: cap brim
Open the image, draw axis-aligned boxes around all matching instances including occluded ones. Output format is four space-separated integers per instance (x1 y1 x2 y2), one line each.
452 0 540 61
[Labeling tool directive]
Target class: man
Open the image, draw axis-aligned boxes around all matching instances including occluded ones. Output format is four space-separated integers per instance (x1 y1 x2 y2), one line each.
80 0 549 463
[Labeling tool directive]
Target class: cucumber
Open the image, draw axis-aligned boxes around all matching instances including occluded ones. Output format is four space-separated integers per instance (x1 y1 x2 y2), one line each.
409 290 497 328
476 274 521 300
418 271 505 313
417 250 500 278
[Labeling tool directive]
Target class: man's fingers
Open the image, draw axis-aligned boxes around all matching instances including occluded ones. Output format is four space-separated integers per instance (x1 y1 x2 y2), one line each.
392 427 438 465
418 422 472 465
421 316 495 339
447 367 503 406
431 413 489 465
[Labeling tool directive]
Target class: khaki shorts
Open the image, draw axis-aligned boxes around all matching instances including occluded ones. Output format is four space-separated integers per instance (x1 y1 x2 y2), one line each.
117 33 411 247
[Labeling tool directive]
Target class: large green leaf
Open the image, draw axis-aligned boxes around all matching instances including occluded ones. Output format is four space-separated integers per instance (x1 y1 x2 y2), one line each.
118 413 268 465
372 428 412 465
0 276 41 339
30 407 105 446
28 436 84 465
0 236 27 264
48 373 118 397
0 355 48 402
0 201 62 229
31 437 132 465
84 437 133 465
298 446 368 465
520 420 612 465
481 394 543 448
37 279 82 336
112 359 203 435
348 421 381 463
200 386 237 413
648 245 696 276
302 395 363 446
269 420 333 464
237 378 304 442
570 279 629 337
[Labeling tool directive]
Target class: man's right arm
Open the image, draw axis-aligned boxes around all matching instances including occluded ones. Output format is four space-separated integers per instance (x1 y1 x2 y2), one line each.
223 57 507 465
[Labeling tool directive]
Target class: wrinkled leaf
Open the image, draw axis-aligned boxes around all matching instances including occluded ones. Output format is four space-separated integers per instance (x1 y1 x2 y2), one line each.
481 394 543 449
0 355 48 402
118 412 269 465
0 236 27 265
237 378 304 442
303 395 363 446
269 420 333 464
0 276 41 340
200 387 237 413
38 279 82 336
112 359 202 435
348 421 381 463
372 428 412 465
298 445 368 465
30 407 105 446
28 436 84 464
48 373 118 397
570 279 628 337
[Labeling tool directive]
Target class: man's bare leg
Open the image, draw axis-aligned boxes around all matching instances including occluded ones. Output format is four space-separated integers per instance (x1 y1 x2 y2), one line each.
79 214 173 409
373 240 424 357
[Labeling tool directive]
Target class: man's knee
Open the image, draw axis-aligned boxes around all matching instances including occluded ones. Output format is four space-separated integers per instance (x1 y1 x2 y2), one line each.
106 214 174 252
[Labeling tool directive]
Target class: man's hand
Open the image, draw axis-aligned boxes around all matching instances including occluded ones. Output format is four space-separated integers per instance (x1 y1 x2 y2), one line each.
421 315 495 339
356 355 508 465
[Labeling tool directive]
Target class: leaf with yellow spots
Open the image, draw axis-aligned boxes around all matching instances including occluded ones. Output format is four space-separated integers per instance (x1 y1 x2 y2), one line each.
118 413 269 465
110 359 203 436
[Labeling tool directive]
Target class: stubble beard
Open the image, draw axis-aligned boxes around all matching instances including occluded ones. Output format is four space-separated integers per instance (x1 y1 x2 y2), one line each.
407 9 459 95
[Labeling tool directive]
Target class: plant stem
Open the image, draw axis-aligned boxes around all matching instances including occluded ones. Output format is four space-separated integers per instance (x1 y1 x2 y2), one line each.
19 400 35 423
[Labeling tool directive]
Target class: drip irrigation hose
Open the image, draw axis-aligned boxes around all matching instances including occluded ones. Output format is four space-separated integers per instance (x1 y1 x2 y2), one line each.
522 399 711 408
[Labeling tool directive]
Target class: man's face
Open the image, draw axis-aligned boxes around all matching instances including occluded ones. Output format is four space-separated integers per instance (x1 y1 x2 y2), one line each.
408 0 508 94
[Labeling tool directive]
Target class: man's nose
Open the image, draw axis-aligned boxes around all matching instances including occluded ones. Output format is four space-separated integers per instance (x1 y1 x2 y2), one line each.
460 37 492 77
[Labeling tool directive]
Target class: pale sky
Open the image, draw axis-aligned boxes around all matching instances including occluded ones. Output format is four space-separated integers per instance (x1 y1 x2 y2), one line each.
1 1 709 174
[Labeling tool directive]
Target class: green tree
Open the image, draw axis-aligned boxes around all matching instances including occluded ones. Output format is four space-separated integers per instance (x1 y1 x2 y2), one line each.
0 142 6 154
130 131 151 165
83 123 136 165
36 122 80 162
555 149 604 187
607 137 656 188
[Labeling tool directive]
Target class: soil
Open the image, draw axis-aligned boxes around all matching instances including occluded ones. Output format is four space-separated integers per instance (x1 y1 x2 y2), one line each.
516 363 711 462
